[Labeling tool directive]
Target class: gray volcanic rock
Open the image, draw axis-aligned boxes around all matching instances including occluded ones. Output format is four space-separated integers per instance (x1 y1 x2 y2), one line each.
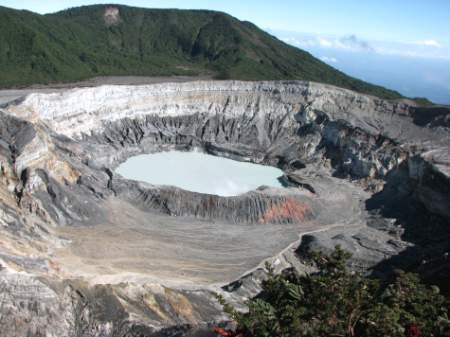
114 179 316 224
410 105 450 131
0 80 449 336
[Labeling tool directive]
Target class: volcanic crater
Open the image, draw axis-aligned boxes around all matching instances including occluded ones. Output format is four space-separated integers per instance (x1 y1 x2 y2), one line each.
0 80 449 336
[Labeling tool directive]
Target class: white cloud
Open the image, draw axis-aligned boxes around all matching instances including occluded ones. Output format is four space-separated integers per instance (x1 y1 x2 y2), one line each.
338 35 374 52
413 39 441 48
281 37 297 44
320 56 338 63
281 34 374 52
373 45 450 60
275 30 450 61
317 37 333 47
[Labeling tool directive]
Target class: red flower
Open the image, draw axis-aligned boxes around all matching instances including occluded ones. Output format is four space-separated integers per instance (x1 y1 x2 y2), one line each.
213 326 244 337
213 327 233 337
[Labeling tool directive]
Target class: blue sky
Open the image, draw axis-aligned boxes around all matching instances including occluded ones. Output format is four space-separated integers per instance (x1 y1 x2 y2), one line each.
2 0 450 103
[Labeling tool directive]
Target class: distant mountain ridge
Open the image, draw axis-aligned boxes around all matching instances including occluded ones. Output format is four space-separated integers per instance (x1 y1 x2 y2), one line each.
0 4 402 99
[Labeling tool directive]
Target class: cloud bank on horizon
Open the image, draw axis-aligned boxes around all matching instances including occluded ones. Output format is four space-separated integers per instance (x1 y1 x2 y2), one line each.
273 30 450 104
276 32 449 61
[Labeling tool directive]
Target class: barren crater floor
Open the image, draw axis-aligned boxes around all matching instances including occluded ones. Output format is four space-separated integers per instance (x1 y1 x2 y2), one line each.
53 199 315 286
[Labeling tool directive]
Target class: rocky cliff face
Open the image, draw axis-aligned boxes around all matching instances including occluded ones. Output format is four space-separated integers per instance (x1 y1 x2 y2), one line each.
0 80 449 336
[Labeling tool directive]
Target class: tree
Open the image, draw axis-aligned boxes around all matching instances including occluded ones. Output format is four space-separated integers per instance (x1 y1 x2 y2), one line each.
216 246 450 337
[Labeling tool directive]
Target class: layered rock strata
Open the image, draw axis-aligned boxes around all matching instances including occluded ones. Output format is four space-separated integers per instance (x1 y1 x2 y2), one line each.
0 81 448 336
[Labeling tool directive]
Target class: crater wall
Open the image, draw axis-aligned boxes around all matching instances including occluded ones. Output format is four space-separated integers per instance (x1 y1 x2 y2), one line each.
0 80 449 337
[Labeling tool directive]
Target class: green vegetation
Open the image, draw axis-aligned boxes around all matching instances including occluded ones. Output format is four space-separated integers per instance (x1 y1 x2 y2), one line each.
0 5 402 99
217 247 450 337
413 97 434 106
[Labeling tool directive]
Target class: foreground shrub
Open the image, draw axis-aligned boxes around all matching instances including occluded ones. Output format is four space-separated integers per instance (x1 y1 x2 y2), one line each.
216 247 450 337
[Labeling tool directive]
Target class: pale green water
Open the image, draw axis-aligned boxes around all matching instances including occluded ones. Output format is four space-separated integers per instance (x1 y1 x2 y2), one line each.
116 151 284 196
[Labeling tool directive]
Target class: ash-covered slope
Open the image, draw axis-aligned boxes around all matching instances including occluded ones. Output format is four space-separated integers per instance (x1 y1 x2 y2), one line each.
0 5 400 100
0 80 449 336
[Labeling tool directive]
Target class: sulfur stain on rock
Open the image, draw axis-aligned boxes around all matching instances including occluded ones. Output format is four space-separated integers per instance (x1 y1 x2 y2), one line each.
259 198 313 224
165 288 199 324
143 292 171 323
46 157 81 185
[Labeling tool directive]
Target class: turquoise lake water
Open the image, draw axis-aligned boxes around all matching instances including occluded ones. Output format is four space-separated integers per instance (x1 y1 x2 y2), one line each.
115 150 284 196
